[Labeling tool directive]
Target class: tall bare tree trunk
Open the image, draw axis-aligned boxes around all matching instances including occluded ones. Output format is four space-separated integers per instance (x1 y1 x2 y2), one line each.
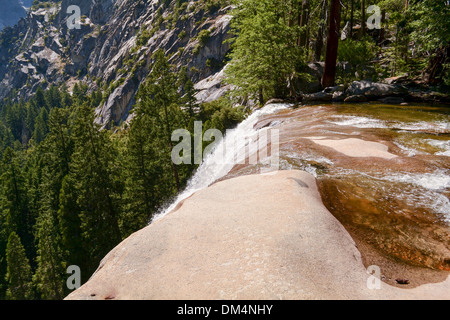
350 0 354 39
321 0 341 88
314 0 328 61
379 9 386 44
298 0 310 47
361 0 366 36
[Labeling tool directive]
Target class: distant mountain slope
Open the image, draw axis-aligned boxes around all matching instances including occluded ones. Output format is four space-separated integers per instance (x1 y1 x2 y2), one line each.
0 0 232 128
0 0 27 29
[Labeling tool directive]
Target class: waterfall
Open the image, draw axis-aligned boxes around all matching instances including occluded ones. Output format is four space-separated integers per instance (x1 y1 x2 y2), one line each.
152 103 292 222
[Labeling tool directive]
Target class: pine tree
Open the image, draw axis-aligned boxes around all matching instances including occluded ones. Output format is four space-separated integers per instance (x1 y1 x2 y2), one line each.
4 102 26 142
0 148 34 260
67 104 122 275
25 100 38 136
33 108 49 144
5 232 34 300
137 49 187 193
57 175 86 281
33 210 66 300
0 123 14 160
44 85 62 109
177 66 198 124
34 86 47 111
122 113 165 235
33 107 75 298
226 0 306 103
121 50 197 234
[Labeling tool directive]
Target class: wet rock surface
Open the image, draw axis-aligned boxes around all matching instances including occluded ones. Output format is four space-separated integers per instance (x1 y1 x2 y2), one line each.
66 170 450 300
245 103 450 285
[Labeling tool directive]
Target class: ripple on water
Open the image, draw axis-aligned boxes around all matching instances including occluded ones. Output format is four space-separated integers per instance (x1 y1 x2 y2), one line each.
328 115 449 134
377 170 450 224
283 104 450 270
328 115 388 128
380 169 450 191
328 169 450 223
425 139 450 156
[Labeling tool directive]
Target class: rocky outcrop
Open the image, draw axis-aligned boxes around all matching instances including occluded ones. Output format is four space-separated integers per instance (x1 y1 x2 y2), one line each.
345 80 407 99
301 79 449 104
95 77 136 128
65 170 450 300
303 91 333 102
194 67 231 104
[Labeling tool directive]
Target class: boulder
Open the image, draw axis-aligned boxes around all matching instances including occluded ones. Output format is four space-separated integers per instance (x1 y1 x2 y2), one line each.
303 91 333 102
323 85 345 93
345 80 406 99
382 75 409 85
332 91 346 102
306 62 325 81
292 78 322 94
344 95 368 103
378 97 405 104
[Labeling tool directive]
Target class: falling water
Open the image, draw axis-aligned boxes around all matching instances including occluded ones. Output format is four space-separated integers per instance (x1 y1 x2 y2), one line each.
152 103 292 222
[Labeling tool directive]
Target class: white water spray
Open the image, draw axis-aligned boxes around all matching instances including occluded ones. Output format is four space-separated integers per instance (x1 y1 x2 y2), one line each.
152 103 292 222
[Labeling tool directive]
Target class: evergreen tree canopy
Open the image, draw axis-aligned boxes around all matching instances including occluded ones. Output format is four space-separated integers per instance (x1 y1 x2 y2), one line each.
226 0 308 104
5 232 34 300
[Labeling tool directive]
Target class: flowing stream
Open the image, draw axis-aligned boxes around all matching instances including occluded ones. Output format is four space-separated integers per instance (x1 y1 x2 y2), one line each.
154 101 450 274
264 102 449 271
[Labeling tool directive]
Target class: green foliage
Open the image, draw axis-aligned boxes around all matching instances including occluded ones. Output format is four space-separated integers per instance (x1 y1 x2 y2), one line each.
225 0 308 104
0 43 247 299
33 108 49 144
136 27 152 47
337 37 376 85
5 232 34 300
373 0 449 82
408 0 450 82
408 0 450 54
338 37 375 67
197 97 245 133
178 30 187 40
33 210 66 300
197 29 211 46
68 105 122 274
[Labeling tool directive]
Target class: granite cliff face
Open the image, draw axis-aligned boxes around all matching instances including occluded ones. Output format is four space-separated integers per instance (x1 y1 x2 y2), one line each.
0 0 232 127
